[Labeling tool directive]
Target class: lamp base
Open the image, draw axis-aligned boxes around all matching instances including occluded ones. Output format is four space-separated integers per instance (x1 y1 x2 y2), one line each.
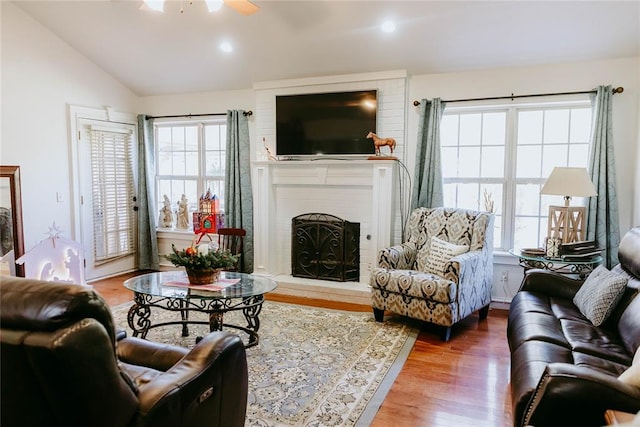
547 205 586 243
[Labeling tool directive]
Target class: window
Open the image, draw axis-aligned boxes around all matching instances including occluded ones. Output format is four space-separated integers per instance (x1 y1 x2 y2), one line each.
155 119 227 229
89 126 136 262
441 101 592 251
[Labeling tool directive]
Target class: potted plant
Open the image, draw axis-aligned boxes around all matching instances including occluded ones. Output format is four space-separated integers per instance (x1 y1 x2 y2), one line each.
164 244 238 285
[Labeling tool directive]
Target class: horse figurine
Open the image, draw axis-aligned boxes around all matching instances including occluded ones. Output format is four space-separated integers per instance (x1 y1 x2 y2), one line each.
366 132 396 156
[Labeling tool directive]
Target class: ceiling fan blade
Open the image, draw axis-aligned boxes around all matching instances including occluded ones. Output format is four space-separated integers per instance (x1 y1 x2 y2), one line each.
224 0 259 16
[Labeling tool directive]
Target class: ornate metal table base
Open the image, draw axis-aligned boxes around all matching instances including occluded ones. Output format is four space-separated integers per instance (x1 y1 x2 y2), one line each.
127 293 264 348
516 257 598 279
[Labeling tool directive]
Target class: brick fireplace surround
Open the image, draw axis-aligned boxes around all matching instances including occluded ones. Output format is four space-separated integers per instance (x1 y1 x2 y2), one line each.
252 159 397 305
249 70 407 304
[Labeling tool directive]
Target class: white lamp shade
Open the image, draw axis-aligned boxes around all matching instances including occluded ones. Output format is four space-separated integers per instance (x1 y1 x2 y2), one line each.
540 167 597 197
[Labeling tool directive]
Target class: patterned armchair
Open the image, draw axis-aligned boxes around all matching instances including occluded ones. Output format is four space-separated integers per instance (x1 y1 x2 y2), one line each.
370 207 494 341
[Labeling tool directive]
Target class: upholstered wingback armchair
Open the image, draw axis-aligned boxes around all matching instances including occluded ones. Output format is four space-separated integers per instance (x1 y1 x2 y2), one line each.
0 276 248 427
370 207 494 340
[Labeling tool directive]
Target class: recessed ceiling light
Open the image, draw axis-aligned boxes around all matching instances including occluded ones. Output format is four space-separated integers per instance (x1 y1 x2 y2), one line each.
205 0 223 13
381 20 396 33
141 0 164 12
220 41 233 53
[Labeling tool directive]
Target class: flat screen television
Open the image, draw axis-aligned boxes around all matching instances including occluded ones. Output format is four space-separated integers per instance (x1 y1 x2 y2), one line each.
275 90 377 157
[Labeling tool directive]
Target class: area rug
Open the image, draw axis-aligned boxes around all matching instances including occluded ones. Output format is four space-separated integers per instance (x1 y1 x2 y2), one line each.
111 301 418 427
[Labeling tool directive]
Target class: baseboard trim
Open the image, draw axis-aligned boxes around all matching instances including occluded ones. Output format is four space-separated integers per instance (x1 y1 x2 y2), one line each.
267 274 371 306
490 300 511 311
257 273 511 310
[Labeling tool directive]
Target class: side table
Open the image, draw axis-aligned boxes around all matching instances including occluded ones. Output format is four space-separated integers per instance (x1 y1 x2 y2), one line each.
508 249 602 279
605 409 637 425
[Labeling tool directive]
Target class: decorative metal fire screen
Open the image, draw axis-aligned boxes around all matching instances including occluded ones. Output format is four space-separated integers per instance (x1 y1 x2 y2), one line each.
291 213 360 282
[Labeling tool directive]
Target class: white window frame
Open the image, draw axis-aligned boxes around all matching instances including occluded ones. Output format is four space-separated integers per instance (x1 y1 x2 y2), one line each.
441 98 593 251
154 117 227 232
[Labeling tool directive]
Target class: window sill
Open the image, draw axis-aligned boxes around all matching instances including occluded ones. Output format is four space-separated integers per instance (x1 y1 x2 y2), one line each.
493 250 519 266
156 228 193 236
157 229 196 240
157 228 221 244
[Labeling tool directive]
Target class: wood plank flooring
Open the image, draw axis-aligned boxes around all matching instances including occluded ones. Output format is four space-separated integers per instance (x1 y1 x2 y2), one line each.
92 272 512 427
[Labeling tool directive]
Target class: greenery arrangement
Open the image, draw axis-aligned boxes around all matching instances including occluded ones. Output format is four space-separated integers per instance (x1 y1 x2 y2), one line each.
164 244 238 271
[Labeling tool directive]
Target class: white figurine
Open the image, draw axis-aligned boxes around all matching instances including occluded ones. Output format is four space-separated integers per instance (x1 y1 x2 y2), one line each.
177 194 190 229
159 195 174 228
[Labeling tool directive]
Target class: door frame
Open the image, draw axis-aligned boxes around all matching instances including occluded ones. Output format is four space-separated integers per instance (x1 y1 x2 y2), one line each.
68 104 138 280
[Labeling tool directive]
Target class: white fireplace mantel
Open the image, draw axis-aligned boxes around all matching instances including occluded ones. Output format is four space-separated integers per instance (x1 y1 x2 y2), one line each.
252 159 397 303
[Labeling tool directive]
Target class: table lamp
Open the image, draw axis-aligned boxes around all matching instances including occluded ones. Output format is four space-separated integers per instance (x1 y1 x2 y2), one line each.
540 167 597 243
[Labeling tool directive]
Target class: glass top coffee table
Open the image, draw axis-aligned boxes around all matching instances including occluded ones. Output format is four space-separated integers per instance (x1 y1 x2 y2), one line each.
508 249 602 279
123 270 277 348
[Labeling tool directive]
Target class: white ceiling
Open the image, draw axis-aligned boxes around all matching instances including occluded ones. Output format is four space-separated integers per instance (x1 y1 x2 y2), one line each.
13 0 640 96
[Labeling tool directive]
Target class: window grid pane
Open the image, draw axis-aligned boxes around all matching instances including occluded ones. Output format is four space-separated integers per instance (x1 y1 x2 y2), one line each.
513 106 592 247
155 120 226 230
443 102 591 250
442 110 507 249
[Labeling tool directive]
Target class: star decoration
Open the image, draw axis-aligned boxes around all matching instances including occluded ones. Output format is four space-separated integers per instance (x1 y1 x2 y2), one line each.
46 222 63 240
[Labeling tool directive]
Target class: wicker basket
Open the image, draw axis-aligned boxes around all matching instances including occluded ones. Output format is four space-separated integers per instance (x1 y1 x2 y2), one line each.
186 268 222 285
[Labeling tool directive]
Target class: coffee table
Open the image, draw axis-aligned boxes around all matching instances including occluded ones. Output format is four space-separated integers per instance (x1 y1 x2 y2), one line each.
123 270 277 348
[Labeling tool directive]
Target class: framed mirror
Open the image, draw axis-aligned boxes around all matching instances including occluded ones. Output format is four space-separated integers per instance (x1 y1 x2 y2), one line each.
0 166 25 277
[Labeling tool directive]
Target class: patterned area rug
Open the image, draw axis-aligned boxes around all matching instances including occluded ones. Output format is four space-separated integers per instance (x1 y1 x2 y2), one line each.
111 301 418 427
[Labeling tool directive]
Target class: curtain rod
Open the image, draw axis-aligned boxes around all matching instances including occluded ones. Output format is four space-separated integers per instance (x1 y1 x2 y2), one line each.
412 87 624 106
145 111 253 120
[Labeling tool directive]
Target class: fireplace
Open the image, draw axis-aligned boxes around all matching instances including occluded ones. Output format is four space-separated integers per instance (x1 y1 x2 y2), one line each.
291 213 360 282
251 160 397 290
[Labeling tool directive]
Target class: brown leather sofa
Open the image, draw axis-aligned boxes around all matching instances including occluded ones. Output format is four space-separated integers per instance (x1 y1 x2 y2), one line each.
0 276 248 427
507 227 640 427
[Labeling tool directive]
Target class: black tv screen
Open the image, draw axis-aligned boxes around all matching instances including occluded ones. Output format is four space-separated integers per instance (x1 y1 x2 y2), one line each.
276 90 377 156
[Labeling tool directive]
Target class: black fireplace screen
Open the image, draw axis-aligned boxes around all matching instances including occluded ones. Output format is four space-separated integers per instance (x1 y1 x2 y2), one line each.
291 213 360 282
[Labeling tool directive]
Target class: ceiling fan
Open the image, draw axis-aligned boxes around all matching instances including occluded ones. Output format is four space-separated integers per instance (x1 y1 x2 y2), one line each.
141 0 259 16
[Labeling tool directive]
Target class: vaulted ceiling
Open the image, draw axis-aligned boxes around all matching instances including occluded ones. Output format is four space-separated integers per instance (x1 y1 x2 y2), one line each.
13 1 640 96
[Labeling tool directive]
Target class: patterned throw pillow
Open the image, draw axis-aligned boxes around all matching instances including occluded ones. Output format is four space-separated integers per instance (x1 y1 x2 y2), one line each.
573 265 628 326
422 236 469 275
618 347 640 388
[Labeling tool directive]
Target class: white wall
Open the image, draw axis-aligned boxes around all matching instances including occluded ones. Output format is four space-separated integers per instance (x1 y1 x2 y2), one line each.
139 89 256 139
407 57 640 301
407 57 640 234
252 71 407 162
1 2 138 250
2 0 638 303
141 58 639 238
636 87 640 225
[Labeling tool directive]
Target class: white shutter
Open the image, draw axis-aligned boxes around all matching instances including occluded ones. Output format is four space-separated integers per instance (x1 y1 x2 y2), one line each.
89 126 136 264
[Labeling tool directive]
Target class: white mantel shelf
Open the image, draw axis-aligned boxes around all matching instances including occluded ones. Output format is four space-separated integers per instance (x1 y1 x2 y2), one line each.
252 159 397 303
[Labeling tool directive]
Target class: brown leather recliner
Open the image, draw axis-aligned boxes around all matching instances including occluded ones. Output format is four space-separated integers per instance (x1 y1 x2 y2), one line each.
0 276 248 427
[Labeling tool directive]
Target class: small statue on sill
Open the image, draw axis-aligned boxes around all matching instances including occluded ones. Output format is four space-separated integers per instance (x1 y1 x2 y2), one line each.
176 194 190 230
159 195 174 228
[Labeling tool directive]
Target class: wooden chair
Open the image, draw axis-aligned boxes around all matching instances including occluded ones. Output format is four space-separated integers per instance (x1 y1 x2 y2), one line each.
217 227 246 272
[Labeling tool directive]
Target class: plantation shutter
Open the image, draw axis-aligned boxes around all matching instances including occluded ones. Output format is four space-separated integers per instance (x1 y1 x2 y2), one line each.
89 126 136 264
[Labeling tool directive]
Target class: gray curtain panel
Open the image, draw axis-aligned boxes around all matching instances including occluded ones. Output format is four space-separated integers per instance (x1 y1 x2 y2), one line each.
136 115 159 270
225 110 254 273
587 85 620 268
411 98 445 210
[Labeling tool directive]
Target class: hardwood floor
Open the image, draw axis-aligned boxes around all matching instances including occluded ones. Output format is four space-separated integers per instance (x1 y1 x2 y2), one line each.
92 273 512 427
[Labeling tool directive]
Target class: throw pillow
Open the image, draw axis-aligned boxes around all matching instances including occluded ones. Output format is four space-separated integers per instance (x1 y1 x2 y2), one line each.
573 265 628 327
423 236 469 275
618 347 640 388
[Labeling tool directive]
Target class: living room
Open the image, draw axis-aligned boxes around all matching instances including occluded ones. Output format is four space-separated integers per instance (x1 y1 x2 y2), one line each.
2 1 640 426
